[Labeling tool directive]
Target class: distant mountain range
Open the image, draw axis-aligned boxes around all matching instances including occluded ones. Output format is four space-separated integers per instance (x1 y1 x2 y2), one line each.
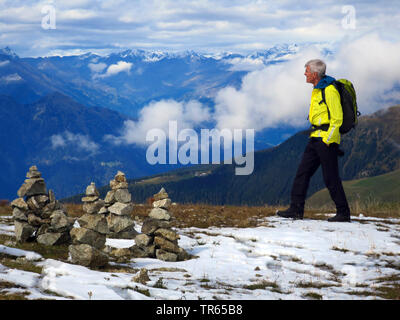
0 44 301 117
0 44 311 201
0 92 185 200
64 105 400 206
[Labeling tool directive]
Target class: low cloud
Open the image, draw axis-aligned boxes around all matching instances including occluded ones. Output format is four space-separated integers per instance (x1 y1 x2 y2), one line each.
214 34 400 130
1 73 22 82
104 34 400 146
88 62 107 73
51 131 99 154
327 33 400 113
105 99 211 145
97 61 132 78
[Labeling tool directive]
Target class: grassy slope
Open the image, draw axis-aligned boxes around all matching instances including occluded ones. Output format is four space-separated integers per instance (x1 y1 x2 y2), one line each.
307 168 400 208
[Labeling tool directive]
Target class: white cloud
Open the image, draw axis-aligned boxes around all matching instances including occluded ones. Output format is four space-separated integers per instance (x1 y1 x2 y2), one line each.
213 47 318 130
98 61 132 78
214 33 400 131
51 131 99 154
0 60 9 67
88 62 107 73
1 73 22 82
225 57 266 72
103 34 400 144
326 33 400 113
106 99 211 145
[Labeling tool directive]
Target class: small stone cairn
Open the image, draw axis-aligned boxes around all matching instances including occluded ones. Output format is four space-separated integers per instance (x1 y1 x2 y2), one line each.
68 182 108 268
11 166 74 245
131 188 191 262
102 171 138 239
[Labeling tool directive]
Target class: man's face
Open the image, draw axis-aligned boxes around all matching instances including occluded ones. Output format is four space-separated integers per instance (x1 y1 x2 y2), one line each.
304 65 318 84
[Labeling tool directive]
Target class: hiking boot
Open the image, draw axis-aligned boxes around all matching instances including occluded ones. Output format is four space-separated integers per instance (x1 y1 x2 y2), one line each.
276 204 304 220
327 213 351 222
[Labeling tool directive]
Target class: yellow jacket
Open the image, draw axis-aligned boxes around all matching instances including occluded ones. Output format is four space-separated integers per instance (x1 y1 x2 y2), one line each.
309 83 343 145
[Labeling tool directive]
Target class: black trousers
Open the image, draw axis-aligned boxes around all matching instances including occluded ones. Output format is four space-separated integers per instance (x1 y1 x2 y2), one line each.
291 138 350 214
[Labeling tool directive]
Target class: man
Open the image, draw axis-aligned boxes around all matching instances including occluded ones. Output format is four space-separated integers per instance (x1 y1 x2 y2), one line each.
276 59 351 222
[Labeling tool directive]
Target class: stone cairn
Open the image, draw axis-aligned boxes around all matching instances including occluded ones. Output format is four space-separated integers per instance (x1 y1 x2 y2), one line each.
11 166 74 245
102 171 138 239
68 182 109 268
131 188 191 262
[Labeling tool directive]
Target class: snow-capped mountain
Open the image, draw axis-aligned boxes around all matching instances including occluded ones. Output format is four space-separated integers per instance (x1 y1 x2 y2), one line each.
0 44 307 117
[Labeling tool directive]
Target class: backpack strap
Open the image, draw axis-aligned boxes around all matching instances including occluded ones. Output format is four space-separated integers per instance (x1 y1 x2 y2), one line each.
319 87 331 120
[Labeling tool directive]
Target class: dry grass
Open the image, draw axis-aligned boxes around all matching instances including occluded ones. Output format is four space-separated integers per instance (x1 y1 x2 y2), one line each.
132 203 278 228
0 204 12 216
62 201 400 229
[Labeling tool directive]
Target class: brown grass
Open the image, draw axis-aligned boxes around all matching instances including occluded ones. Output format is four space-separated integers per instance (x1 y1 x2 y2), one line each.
61 201 399 229
0 205 12 216
131 203 278 228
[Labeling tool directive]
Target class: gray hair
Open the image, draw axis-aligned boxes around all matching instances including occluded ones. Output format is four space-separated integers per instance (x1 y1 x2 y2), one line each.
305 59 326 78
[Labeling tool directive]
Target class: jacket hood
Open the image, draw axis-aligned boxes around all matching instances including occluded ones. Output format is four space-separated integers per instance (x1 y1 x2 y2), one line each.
314 75 336 89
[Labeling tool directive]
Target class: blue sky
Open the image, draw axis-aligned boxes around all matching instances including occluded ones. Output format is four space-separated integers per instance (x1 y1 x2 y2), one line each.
0 0 399 57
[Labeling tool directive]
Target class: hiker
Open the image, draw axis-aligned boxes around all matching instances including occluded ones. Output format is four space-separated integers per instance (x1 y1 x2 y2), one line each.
276 59 351 222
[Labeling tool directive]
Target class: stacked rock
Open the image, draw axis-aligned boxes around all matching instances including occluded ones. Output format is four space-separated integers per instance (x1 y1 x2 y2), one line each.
68 182 108 268
11 166 74 245
102 171 138 239
132 188 191 262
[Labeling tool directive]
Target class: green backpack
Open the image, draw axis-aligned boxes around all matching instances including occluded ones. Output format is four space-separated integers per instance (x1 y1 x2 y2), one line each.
320 79 360 134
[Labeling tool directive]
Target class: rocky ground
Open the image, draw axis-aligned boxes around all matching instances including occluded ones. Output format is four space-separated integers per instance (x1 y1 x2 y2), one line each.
1 209 400 300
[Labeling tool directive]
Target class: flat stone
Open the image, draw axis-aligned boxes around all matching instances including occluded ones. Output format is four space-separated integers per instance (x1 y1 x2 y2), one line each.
154 228 180 241
10 198 28 211
156 249 177 262
14 221 35 242
70 228 106 249
153 198 171 209
109 247 132 259
154 236 180 254
34 195 49 206
85 182 99 197
104 190 116 204
129 244 155 258
28 213 48 227
98 206 109 214
37 232 70 246
153 187 169 201
108 202 133 216
17 178 47 197
141 218 171 235
108 228 139 239
26 166 41 179
78 214 108 234
81 196 99 203
26 197 40 211
114 189 131 203
83 199 105 214
69 244 108 268
148 207 171 221
37 224 49 236
110 180 128 190
50 210 72 232
12 207 28 222
114 171 127 182
135 234 153 247
48 189 55 203
106 214 135 234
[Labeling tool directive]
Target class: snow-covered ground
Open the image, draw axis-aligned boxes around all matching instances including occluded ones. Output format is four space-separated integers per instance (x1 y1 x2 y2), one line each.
1 214 400 300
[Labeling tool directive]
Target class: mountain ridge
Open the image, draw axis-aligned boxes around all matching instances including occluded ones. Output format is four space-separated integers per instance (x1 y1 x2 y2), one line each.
63 105 400 206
